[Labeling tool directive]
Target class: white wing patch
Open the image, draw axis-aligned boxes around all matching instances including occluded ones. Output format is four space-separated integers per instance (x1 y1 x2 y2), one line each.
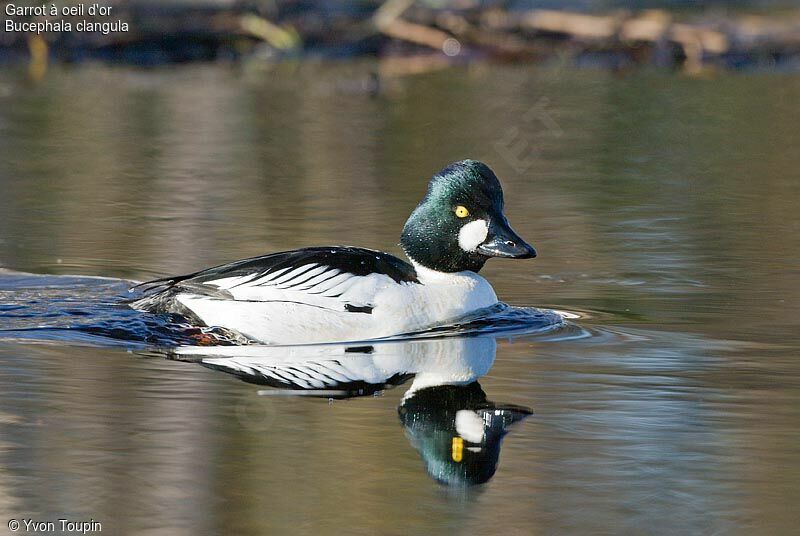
270 263 319 286
196 262 394 310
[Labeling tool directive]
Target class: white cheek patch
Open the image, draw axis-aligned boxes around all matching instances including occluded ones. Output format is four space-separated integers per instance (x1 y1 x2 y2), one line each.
458 219 489 252
455 410 486 443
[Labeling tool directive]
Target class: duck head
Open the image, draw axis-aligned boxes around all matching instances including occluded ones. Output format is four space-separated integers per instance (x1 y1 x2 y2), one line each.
399 382 533 486
400 160 536 273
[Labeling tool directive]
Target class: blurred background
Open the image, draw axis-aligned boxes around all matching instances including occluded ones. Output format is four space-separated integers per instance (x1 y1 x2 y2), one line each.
3 0 800 71
1 1 800 535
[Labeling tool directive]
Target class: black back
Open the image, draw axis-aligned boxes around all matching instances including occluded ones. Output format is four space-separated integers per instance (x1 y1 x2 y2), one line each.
135 246 419 292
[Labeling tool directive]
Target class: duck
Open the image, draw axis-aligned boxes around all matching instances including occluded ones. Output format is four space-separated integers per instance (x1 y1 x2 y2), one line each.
131 159 537 344
176 336 532 486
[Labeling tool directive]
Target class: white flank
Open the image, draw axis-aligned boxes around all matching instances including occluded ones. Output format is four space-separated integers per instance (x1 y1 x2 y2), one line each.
458 219 489 252
155 252 503 345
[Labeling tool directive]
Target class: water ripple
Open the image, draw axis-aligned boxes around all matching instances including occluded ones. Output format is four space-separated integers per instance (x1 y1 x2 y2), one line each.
0 271 580 348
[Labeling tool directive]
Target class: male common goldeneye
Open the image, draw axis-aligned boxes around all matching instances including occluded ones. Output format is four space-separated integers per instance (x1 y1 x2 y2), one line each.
132 159 536 344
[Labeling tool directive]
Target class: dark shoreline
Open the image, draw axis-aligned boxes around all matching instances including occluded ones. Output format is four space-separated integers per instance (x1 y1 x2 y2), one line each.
2 2 800 72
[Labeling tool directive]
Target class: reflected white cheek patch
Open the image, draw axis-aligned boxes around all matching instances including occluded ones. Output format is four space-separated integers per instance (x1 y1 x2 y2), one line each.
455 410 486 443
458 219 489 252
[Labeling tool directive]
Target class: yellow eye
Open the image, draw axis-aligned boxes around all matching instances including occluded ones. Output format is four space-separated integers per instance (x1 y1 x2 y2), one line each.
454 205 470 218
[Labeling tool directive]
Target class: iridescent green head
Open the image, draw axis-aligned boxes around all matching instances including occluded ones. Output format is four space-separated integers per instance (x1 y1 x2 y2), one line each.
401 160 536 273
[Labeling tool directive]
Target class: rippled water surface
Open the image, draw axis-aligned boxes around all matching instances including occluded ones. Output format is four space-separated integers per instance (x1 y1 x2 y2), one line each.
0 63 799 534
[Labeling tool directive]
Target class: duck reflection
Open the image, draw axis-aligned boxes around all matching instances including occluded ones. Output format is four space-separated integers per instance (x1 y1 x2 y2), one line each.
174 336 531 486
399 380 531 486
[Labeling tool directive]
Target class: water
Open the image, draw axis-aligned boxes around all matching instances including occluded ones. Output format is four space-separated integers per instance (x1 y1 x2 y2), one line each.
1 63 799 534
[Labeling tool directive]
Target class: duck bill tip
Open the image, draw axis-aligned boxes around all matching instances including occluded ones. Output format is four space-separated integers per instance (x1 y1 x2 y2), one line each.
476 237 536 259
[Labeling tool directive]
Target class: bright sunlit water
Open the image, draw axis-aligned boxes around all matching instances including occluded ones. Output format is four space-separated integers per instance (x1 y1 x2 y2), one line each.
0 63 799 534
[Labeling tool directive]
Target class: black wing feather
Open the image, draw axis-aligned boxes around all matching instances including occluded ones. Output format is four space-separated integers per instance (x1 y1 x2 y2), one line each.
134 246 419 293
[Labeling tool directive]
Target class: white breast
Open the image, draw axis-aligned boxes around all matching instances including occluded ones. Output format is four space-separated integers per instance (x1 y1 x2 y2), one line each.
375 262 498 335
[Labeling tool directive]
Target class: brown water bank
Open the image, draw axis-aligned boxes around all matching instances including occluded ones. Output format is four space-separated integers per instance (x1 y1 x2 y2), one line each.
2 1 800 73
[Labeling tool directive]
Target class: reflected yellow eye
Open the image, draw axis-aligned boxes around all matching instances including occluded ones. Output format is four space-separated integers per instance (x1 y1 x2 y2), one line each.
452 437 464 462
454 206 470 218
